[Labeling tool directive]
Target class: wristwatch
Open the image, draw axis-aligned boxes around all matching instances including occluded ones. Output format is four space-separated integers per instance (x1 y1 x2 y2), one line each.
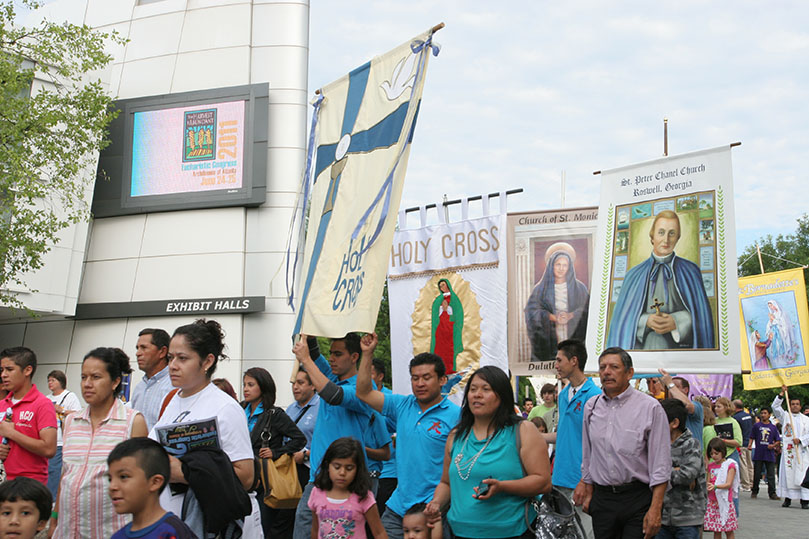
668 383 675 389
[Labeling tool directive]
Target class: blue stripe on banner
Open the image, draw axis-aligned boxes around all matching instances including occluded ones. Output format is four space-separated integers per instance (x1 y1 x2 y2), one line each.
341 61 371 136
348 101 409 154
314 143 338 181
292 209 334 335
287 94 323 308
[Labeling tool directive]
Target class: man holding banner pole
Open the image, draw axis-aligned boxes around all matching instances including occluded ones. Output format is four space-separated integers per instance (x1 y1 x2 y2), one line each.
772 385 809 508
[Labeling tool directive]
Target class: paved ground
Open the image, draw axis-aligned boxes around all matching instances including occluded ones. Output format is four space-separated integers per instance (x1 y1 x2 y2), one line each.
736 490 807 536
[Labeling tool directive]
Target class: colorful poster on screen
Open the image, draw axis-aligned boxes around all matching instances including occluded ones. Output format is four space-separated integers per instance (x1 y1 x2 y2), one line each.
586 145 741 373
506 208 598 376
739 268 809 390
388 201 508 401
130 100 245 197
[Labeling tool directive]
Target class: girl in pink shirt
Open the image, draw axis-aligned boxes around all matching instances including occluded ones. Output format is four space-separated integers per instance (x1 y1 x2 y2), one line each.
308 437 386 539
704 438 738 538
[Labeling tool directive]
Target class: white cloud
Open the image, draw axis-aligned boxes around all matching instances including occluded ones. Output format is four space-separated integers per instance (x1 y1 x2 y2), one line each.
316 2 809 250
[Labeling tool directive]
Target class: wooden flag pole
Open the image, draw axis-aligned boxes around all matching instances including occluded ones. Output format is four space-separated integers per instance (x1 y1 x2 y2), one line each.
289 334 302 383
756 243 765 274
784 386 801 465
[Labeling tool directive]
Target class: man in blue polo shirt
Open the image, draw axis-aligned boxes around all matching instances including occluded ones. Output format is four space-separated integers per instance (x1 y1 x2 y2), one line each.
291 334 390 539
541 339 599 539
355 333 460 539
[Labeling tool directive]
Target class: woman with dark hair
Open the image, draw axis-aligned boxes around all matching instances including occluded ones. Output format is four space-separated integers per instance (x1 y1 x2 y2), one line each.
426 366 551 539
150 319 261 537
51 347 148 538
524 242 590 362
242 366 306 538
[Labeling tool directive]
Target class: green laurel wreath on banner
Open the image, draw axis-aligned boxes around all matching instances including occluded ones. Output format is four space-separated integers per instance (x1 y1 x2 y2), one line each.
717 186 729 355
595 204 615 354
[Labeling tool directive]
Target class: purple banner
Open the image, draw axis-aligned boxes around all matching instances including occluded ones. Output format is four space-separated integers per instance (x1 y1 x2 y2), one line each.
678 374 733 401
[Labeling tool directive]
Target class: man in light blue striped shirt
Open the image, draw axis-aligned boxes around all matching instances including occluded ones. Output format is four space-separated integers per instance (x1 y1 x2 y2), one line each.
130 328 174 430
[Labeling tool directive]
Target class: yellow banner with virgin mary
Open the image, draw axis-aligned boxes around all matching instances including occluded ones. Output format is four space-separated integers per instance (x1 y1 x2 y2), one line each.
739 268 809 389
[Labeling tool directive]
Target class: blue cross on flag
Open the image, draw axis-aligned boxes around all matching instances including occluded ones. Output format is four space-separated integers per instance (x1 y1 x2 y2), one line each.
292 28 439 338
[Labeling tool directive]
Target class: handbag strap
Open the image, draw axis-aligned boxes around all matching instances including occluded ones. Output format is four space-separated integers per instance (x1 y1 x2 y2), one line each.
293 404 312 425
261 408 275 441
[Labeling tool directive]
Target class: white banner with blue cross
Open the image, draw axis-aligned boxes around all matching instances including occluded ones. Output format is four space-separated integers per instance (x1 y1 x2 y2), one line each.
290 28 440 338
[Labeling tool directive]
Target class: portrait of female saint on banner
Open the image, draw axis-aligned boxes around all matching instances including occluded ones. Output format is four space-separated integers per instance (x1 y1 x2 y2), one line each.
411 274 481 381
606 196 717 351
524 241 590 362
431 278 464 373
742 291 806 372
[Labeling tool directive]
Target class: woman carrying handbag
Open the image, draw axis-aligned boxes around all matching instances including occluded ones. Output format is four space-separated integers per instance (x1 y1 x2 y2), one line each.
242 367 306 539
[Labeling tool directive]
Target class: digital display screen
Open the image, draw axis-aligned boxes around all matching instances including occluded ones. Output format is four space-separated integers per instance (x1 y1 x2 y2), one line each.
130 100 246 197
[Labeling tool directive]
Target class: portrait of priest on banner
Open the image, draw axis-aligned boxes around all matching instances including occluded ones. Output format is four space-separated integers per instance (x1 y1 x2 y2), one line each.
607 209 715 351
524 241 590 362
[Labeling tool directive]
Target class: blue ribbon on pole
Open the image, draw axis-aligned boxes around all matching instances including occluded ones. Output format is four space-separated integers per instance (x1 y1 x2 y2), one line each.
350 34 440 253
286 92 324 308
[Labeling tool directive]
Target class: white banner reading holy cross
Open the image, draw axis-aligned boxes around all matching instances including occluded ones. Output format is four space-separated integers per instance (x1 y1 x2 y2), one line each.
291 29 440 337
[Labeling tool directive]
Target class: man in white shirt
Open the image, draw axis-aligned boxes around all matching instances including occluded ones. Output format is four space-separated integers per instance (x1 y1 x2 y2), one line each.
130 328 173 430
772 385 809 508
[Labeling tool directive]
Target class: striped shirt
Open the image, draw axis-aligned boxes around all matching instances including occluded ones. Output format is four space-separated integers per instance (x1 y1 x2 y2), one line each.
54 399 140 539
130 366 173 431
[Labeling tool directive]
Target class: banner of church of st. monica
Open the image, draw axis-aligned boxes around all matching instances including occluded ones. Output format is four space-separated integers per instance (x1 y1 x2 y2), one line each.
586 145 741 373
293 29 439 337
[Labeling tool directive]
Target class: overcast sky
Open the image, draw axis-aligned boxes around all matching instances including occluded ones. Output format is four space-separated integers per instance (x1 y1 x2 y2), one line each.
309 2 809 257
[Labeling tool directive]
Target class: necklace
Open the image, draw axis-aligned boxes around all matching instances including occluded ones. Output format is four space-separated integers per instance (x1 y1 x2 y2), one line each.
454 430 494 480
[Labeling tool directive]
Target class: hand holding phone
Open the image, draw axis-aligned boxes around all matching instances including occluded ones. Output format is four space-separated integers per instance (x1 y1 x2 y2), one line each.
475 476 493 499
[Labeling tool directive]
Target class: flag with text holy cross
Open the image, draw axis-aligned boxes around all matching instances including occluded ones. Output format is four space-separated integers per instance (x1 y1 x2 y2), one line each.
292 28 439 338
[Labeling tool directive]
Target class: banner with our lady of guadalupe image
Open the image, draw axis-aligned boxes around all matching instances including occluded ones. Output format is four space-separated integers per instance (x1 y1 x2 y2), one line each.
387 197 508 400
586 145 741 373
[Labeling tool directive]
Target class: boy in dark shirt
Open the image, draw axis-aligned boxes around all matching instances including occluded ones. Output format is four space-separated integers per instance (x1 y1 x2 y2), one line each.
108 438 197 538
749 406 781 500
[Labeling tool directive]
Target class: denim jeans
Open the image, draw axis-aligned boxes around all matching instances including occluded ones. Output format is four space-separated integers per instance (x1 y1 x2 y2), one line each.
655 524 701 539
47 446 62 502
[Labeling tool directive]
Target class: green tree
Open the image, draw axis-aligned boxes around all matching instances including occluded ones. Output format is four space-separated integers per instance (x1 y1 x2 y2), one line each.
737 213 809 295
0 0 123 309
733 376 809 413
735 213 809 406
372 280 392 387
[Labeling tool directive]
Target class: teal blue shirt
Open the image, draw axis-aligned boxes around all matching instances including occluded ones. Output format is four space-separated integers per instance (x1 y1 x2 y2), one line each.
448 424 527 538
244 401 264 433
308 355 375 482
382 393 460 516
551 378 600 489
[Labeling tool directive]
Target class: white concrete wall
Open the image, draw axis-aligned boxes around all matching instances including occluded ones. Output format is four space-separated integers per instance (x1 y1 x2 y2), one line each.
0 0 309 407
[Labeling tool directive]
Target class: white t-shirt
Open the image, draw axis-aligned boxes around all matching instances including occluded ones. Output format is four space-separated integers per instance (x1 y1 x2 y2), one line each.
47 390 82 447
149 383 258 533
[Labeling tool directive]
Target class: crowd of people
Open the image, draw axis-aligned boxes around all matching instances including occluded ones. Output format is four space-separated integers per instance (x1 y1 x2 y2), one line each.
0 323 806 539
